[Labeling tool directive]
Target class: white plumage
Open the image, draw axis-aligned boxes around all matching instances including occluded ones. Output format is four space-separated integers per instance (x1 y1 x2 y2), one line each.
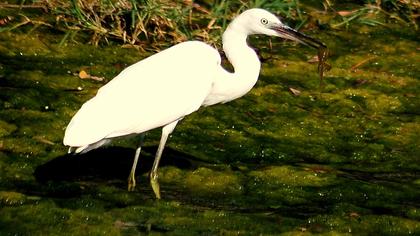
63 8 324 199
64 42 219 150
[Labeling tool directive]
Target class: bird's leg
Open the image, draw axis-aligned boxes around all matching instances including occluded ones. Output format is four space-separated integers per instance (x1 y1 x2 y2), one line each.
150 121 178 199
128 133 145 191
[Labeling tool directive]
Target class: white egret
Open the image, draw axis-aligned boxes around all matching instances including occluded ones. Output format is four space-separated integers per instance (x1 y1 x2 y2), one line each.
63 8 327 199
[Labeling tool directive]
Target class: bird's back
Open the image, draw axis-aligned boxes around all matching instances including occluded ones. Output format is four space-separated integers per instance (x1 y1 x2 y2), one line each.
64 41 221 149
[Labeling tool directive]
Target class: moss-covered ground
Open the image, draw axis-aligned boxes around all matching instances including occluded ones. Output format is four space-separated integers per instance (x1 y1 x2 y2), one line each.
0 9 419 236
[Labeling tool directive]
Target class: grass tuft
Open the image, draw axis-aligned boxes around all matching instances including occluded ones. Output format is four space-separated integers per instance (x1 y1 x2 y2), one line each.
0 0 417 47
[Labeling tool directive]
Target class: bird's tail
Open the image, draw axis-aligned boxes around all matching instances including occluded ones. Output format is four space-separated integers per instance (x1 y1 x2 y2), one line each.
67 139 111 155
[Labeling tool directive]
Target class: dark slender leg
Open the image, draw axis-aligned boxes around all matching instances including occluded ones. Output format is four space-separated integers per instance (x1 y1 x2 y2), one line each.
150 121 178 199
128 133 145 191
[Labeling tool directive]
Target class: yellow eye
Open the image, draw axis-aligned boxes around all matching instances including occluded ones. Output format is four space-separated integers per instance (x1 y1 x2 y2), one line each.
261 18 269 25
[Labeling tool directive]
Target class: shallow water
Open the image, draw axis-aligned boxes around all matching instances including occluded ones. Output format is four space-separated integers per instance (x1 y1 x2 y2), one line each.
0 18 419 235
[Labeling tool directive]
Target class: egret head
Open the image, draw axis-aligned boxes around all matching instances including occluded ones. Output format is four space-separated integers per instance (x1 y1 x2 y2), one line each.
235 8 326 50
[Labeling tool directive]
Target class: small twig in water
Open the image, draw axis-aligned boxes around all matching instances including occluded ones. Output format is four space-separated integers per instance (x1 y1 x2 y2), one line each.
350 56 377 72
0 3 47 12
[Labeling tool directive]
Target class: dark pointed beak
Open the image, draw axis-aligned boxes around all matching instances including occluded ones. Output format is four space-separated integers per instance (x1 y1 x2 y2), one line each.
271 24 326 50
271 24 330 81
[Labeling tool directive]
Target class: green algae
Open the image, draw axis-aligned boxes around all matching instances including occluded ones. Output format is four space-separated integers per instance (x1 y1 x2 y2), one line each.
0 191 28 206
160 166 244 197
0 120 17 137
249 165 338 187
1 9 420 236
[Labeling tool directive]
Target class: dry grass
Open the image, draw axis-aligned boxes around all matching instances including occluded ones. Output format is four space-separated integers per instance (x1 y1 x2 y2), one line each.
0 0 417 48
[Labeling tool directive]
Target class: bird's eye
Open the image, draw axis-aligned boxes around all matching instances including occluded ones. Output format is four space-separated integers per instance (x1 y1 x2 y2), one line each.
260 18 269 25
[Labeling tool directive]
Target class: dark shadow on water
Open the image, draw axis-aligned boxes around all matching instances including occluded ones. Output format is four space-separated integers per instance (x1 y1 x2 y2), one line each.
34 146 203 183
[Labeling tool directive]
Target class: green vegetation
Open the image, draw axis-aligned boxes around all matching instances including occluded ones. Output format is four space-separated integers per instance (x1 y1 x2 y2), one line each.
0 0 418 47
0 0 419 235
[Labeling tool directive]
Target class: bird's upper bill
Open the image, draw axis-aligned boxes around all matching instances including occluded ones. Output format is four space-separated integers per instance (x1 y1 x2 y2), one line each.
270 24 327 50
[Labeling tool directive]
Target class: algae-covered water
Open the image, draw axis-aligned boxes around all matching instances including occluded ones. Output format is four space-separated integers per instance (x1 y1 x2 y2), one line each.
0 12 419 236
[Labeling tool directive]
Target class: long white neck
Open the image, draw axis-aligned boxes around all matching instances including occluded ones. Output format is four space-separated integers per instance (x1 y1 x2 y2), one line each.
223 26 261 84
203 23 261 106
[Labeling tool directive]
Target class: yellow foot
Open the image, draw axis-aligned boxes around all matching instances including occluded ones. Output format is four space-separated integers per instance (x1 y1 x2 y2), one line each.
150 174 161 199
128 175 136 191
